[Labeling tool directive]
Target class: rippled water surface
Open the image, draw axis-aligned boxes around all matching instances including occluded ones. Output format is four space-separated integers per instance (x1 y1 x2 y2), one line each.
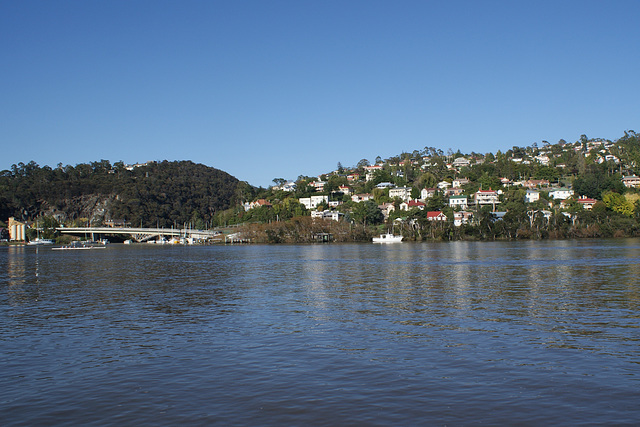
2 240 640 425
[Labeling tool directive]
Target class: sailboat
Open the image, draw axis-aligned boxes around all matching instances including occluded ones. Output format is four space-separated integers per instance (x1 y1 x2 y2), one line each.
27 219 54 245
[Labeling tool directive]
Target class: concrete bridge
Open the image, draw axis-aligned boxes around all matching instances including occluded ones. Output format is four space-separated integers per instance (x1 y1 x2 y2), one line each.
56 227 222 242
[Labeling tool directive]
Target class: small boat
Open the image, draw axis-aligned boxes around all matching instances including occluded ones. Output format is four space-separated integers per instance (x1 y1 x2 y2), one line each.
27 238 55 246
372 233 403 243
52 241 106 250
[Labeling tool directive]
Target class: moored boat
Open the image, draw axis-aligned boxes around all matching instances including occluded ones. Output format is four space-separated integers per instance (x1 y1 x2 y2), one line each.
27 238 55 246
372 233 403 243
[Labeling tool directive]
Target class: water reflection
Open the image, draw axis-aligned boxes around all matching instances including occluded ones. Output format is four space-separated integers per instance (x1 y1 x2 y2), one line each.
2 241 640 425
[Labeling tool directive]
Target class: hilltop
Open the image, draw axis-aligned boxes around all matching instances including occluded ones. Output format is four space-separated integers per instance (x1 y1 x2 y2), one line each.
229 130 640 242
0 160 250 231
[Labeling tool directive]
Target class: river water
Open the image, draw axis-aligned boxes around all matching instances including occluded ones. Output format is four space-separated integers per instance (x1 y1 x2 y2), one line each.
2 240 640 425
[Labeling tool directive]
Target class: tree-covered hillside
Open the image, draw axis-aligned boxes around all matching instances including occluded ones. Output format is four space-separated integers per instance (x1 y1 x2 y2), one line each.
0 160 250 228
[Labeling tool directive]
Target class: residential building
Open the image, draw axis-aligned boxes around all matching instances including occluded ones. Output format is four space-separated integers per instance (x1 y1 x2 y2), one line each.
310 180 326 191
534 155 550 165
426 211 448 221
376 182 395 189
248 199 272 209
453 211 474 227
299 195 329 209
452 157 470 168
421 188 437 200
474 189 500 206
622 175 640 188
338 185 351 195
444 187 464 197
576 197 597 210
449 195 468 209
351 193 373 203
378 203 396 219
311 210 343 221
389 186 412 201
400 200 426 211
452 178 470 188
524 190 540 203
524 179 550 189
548 188 574 200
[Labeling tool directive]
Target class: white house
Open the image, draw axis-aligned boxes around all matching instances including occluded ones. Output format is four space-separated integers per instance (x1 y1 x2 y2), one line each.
389 186 412 201
452 178 470 188
299 195 329 209
449 195 468 209
310 180 326 191
311 210 343 221
376 182 395 189
453 211 473 227
378 203 396 219
338 185 351 195
548 188 574 200
426 211 448 221
452 157 470 168
622 175 640 188
351 193 373 203
421 188 437 200
524 190 540 203
437 181 451 190
576 197 597 210
474 189 500 205
400 200 426 211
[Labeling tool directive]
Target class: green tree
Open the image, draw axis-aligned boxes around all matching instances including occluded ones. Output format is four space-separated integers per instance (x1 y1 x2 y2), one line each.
351 200 383 225
602 191 634 216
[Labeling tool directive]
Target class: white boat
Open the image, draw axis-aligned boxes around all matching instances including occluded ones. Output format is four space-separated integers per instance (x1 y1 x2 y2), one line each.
27 238 55 246
372 233 403 243
52 241 106 250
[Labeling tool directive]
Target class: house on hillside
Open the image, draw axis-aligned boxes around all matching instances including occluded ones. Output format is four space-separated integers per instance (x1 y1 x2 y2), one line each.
452 178 470 188
453 211 474 226
576 197 597 210
379 203 396 219
389 187 412 201
444 187 464 197
400 200 426 211
449 195 468 209
248 199 272 210
549 188 574 200
311 210 343 221
524 190 540 203
337 185 351 195
474 189 500 206
426 211 447 221
622 175 640 188
452 157 470 168
421 188 438 200
299 195 329 209
351 193 373 203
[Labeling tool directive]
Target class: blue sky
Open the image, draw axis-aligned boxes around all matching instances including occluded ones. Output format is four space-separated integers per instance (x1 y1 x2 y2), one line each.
2 1 639 187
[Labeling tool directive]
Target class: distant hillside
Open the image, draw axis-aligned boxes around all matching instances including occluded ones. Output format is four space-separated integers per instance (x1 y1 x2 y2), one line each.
0 160 253 228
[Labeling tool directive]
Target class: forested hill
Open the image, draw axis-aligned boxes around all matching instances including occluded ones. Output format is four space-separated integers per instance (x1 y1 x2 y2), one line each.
0 160 253 228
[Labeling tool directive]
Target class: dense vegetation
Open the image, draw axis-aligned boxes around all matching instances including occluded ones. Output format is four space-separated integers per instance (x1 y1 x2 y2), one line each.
0 160 246 229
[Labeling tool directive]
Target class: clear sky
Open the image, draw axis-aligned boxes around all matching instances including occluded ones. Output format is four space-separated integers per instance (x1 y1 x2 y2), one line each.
2 1 639 187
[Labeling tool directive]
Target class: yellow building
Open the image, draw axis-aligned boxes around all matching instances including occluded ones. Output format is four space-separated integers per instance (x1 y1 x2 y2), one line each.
8 217 26 241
